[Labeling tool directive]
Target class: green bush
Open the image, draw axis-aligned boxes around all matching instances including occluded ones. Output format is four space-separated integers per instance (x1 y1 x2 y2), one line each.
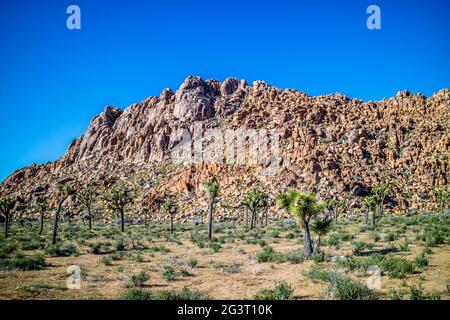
253 282 294 300
338 254 415 279
256 246 281 263
187 258 199 268
414 253 429 268
161 266 178 281
284 251 304 264
312 252 327 263
101 256 112 266
409 284 441 300
122 287 209 300
130 271 150 287
45 243 78 257
327 275 375 300
115 239 126 251
0 253 47 270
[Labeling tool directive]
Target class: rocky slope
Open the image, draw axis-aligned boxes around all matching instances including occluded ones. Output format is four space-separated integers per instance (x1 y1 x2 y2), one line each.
1 76 449 221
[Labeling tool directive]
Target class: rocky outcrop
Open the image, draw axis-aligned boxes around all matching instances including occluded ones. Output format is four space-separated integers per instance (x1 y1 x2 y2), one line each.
1 77 449 221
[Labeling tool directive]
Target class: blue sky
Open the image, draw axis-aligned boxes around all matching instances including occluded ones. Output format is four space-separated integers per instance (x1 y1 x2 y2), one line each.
0 0 449 182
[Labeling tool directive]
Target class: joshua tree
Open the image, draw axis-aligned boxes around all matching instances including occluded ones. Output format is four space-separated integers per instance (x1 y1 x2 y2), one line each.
35 200 47 235
0 197 16 238
141 207 150 228
277 191 325 258
104 185 133 233
363 195 376 225
53 184 76 244
162 196 178 234
372 182 392 218
204 181 219 240
78 184 98 229
242 188 269 229
325 194 351 223
432 186 449 214
311 216 332 254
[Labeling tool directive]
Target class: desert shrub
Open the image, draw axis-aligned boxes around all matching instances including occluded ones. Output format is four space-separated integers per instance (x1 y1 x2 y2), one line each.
399 240 410 252
284 251 304 264
122 288 154 300
0 253 47 270
352 241 375 252
312 252 327 263
187 258 198 268
270 230 280 238
45 243 78 257
208 243 221 253
115 239 126 251
21 240 46 251
100 255 112 266
122 287 209 300
327 275 375 300
383 232 399 242
88 242 109 254
213 262 242 274
255 246 282 263
414 252 429 268
326 234 340 247
109 252 123 261
130 271 150 288
253 282 294 300
0 242 17 258
409 284 441 300
371 233 381 242
151 245 170 254
155 287 209 300
338 254 414 279
161 266 178 281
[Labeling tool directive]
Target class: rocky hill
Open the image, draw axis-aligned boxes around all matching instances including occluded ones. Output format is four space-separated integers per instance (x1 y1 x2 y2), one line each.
1 76 449 221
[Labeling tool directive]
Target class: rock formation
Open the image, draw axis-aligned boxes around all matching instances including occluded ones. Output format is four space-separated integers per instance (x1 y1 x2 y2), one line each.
1 76 449 221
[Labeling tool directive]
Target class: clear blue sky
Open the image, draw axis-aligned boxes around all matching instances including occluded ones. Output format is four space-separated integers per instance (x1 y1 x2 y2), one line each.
0 0 449 182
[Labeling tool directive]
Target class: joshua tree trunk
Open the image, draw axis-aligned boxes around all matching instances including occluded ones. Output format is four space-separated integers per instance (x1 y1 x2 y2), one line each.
245 208 249 227
39 213 44 235
316 236 321 253
250 211 254 230
334 208 338 223
4 213 9 238
207 202 213 240
120 208 125 233
364 207 369 224
88 207 92 230
372 209 377 228
170 213 174 234
265 209 268 226
52 199 63 245
302 219 314 258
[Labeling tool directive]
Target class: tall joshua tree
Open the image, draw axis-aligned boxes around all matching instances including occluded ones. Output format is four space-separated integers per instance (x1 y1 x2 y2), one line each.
78 184 98 229
311 216 332 254
0 197 16 238
372 182 392 218
432 186 449 214
36 200 47 235
162 196 178 234
363 195 376 225
277 191 325 259
204 181 219 240
242 188 269 229
104 185 133 233
53 184 76 244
